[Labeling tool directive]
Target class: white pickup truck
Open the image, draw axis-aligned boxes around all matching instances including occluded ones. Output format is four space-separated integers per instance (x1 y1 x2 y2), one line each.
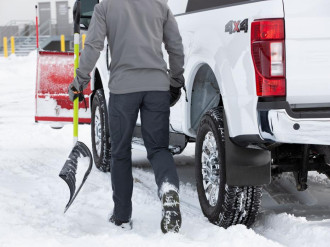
35 0 330 228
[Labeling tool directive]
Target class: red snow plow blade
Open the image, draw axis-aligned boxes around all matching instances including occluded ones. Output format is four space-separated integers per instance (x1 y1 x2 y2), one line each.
35 51 92 124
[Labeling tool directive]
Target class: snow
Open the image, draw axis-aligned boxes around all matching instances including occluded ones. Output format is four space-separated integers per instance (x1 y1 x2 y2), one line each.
159 182 179 198
1 53 330 247
74 156 92 192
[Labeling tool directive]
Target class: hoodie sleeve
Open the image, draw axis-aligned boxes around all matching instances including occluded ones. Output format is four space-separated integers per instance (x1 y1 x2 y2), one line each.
74 3 107 90
163 6 185 88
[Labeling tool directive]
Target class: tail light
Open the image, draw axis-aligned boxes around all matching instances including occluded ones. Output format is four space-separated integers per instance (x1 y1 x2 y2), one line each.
251 19 286 97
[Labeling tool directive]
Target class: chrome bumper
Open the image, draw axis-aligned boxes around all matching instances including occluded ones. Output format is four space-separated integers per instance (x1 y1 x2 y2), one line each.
259 109 330 145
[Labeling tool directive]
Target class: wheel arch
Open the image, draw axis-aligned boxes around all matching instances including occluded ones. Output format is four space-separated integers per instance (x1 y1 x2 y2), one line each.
189 63 223 134
90 68 104 104
93 69 104 92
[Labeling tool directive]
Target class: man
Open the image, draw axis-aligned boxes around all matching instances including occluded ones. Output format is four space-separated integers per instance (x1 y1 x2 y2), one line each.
68 0 185 233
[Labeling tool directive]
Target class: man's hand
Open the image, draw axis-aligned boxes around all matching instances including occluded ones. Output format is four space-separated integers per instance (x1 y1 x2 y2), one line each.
68 81 84 102
169 74 185 107
170 86 182 107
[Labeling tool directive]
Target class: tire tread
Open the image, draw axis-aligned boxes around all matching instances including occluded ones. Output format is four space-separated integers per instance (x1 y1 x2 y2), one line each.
91 89 111 173
196 107 262 229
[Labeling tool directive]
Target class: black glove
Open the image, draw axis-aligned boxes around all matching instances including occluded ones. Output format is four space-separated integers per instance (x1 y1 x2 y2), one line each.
170 86 182 107
68 83 84 102
169 74 186 107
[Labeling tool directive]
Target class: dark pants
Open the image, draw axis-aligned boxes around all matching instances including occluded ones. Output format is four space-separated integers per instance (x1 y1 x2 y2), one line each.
108 91 179 221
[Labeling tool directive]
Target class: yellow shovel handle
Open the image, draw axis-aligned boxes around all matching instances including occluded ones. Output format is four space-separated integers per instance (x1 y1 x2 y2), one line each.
73 33 80 140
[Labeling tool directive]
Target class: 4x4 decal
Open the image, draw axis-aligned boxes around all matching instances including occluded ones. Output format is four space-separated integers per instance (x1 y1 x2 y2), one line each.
225 19 249 34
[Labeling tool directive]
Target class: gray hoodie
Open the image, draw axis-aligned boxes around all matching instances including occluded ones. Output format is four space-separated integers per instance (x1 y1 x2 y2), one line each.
75 0 185 94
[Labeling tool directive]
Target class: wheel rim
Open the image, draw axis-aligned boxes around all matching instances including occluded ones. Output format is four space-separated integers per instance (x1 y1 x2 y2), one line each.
94 106 102 157
201 131 220 207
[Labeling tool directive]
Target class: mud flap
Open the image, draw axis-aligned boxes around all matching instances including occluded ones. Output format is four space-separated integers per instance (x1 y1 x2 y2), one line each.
224 115 271 186
59 141 93 213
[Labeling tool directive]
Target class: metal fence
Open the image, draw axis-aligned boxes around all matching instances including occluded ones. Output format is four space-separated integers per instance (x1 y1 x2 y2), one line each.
0 19 74 56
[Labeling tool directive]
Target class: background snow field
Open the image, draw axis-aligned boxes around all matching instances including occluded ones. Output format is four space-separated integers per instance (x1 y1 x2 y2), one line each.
0 54 330 247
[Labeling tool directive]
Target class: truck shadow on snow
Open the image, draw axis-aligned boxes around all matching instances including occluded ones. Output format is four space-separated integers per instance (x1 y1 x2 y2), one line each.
261 173 330 221
133 149 330 222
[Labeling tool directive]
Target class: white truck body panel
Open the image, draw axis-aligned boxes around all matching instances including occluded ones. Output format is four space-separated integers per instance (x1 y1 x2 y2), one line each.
283 0 330 106
169 0 284 138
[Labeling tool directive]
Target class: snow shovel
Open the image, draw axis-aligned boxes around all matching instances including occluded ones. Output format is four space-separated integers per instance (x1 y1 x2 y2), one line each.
59 0 93 213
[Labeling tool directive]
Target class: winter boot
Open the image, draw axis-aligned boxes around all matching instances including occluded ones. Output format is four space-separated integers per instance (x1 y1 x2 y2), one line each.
160 190 182 233
109 215 133 230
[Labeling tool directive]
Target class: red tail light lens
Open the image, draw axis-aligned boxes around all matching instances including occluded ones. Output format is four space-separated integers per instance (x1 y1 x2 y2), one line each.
251 19 286 97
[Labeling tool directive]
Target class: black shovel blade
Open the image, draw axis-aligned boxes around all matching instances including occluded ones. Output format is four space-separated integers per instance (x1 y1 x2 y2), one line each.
59 141 93 213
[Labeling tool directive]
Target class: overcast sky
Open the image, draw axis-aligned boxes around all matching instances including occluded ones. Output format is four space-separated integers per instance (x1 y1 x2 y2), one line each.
0 0 187 26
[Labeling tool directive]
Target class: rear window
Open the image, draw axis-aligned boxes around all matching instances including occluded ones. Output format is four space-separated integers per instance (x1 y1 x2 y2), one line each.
186 0 263 13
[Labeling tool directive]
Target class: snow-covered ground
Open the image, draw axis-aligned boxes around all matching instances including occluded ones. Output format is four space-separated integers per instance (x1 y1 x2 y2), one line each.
0 53 330 247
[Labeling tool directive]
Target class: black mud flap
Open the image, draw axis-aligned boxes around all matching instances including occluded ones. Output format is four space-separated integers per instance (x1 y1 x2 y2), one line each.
224 116 271 187
59 141 93 213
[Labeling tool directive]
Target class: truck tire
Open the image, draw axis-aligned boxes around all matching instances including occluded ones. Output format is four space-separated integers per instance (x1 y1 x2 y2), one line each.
195 107 262 228
91 89 111 172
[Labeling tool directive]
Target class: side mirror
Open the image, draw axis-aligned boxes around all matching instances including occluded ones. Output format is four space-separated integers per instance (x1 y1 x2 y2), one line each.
80 0 99 30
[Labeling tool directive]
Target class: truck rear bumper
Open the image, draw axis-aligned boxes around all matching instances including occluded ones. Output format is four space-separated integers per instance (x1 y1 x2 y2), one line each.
258 102 330 145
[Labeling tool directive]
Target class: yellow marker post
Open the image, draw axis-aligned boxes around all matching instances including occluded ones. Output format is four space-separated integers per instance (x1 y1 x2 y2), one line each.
82 34 86 49
61 35 65 52
11 36 15 55
3 37 8 57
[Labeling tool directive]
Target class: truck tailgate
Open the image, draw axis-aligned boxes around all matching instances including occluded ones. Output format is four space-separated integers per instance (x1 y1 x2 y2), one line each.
284 0 330 105
35 51 92 124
